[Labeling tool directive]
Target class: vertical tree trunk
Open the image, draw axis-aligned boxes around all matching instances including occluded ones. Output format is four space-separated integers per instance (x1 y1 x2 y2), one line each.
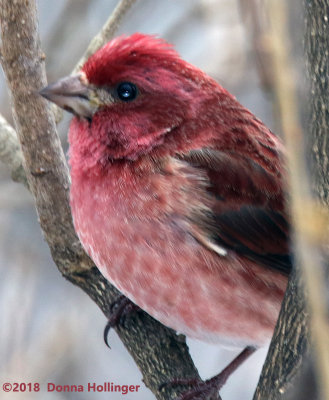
305 0 329 205
255 1 329 398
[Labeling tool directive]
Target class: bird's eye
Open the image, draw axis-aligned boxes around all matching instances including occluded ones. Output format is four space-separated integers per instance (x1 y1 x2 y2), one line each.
117 82 138 102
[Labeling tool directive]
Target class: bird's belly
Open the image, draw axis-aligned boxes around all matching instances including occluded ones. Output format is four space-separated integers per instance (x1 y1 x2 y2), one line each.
72 194 286 347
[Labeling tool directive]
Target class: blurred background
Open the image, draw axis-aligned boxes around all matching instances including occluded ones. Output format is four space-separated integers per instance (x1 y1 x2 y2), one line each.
0 1 305 399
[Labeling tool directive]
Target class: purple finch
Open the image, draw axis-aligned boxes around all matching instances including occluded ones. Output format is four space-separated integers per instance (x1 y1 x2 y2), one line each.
41 33 290 398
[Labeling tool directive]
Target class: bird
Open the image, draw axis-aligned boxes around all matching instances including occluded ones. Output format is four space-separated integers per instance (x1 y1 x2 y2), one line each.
40 33 291 399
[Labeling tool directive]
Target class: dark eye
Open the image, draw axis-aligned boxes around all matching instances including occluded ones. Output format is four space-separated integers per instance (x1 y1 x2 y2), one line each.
117 82 138 102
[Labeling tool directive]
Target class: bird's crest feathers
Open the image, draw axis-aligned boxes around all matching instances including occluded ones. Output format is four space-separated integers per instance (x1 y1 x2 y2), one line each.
82 33 182 86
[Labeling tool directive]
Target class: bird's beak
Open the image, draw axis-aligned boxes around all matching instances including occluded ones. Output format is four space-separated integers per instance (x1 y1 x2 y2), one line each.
39 74 98 119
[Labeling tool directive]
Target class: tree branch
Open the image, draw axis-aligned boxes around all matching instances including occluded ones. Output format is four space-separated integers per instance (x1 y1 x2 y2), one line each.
0 1 200 399
306 0 329 205
255 1 329 398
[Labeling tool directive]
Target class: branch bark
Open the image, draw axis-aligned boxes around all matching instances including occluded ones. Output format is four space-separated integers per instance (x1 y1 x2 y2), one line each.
0 1 200 399
253 269 309 399
306 0 329 206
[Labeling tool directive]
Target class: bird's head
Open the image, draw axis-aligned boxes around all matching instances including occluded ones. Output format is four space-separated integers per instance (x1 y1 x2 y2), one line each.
40 33 229 173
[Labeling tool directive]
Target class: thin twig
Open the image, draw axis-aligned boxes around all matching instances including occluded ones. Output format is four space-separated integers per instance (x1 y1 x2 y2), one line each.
238 0 275 93
73 0 137 74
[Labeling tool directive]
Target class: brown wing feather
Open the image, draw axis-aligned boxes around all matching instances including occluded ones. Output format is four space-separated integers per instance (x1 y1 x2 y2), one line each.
179 149 291 275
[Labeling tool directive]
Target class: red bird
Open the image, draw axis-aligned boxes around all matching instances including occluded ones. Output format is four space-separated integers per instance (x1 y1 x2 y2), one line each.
41 34 290 398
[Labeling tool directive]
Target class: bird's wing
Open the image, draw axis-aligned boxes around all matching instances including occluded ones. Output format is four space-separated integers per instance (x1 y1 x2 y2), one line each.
178 148 291 276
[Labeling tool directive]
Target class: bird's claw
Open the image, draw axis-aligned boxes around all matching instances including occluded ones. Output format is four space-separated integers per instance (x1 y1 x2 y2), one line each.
160 346 256 400
104 295 139 347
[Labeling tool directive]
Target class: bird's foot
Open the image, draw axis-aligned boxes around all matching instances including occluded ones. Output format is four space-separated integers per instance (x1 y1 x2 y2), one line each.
161 346 256 400
104 295 139 347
